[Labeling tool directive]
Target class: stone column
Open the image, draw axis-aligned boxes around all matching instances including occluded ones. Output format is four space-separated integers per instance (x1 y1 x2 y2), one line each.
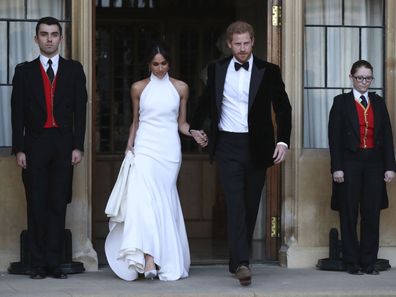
67 0 98 271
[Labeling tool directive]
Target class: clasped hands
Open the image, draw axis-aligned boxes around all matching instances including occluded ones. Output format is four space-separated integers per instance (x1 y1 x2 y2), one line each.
190 130 288 164
190 129 208 147
16 149 83 169
333 170 395 183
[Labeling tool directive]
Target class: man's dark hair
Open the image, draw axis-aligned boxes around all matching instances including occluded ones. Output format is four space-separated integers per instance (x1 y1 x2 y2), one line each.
36 17 62 36
226 20 255 42
350 60 373 75
146 40 171 66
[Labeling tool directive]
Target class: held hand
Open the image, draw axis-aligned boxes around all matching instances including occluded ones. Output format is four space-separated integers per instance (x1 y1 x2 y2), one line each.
71 149 83 166
125 145 134 156
384 171 395 183
272 144 287 164
190 129 208 148
16 152 27 169
333 170 344 183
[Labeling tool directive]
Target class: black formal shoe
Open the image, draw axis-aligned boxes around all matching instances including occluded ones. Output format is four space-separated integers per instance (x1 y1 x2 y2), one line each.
362 266 379 275
51 268 68 279
30 267 46 279
346 264 363 275
235 265 251 286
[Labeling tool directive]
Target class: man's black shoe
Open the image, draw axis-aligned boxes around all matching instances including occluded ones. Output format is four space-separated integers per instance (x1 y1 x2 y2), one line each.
346 264 363 275
30 267 46 279
51 267 68 279
362 266 379 275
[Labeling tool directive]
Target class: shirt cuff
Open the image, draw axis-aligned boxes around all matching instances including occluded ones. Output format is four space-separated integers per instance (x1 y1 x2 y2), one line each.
277 142 288 149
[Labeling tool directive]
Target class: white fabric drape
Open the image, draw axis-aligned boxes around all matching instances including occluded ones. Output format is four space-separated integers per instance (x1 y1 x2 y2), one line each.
304 0 383 148
0 88 12 146
27 0 66 19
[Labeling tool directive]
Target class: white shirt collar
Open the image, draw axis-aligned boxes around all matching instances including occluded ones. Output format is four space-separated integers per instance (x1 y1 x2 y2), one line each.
39 54 60 67
353 89 369 102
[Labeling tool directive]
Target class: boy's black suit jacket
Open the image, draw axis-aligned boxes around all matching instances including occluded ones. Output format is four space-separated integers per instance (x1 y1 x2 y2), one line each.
11 56 87 155
328 91 396 210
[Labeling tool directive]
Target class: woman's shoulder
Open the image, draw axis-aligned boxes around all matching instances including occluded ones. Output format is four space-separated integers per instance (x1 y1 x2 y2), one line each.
169 78 189 94
131 78 150 95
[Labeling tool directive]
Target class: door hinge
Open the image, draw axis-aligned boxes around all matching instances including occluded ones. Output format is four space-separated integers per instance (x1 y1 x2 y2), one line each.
270 216 281 238
272 5 282 27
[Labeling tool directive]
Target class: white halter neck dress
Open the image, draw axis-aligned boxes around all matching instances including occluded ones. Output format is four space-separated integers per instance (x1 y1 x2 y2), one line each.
105 73 190 281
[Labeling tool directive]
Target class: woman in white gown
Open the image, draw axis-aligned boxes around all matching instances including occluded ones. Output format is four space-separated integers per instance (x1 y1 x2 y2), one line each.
105 41 206 281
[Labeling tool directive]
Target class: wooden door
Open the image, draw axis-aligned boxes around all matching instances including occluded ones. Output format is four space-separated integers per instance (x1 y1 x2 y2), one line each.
265 0 283 260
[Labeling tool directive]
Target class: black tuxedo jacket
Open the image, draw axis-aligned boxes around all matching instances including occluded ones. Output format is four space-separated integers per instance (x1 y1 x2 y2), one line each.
191 55 292 169
11 56 87 154
328 91 396 210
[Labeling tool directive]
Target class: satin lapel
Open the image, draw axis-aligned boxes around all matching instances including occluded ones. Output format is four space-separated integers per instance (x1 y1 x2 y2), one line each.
53 56 66 106
215 58 231 112
346 91 360 138
32 58 46 111
369 93 381 139
248 57 265 111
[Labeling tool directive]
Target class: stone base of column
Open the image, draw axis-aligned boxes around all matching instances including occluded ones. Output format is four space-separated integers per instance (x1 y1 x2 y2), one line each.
8 229 85 275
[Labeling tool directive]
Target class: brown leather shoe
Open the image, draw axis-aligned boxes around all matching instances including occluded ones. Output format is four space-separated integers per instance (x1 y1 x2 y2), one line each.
235 265 251 286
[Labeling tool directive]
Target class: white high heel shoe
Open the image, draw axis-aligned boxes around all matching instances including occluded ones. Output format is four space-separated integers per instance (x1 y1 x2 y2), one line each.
144 269 157 280
144 256 157 280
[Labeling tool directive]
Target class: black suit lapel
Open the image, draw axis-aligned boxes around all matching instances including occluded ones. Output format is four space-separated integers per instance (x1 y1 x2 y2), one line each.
32 58 46 111
369 92 381 139
345 91 360 139
248 57 265 111
53 56 66 107
215 57 231 112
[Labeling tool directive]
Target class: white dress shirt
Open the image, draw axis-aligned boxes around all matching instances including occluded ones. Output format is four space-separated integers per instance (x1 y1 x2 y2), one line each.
218 55 253 132
39 54 59 76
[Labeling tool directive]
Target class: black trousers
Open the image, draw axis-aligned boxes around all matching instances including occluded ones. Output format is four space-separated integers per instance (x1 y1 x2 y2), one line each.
22 128 73 269
215 132 266 273
339 149 384 268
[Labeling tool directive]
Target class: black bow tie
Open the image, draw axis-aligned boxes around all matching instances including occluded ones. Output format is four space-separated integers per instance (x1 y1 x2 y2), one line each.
234 61 249 71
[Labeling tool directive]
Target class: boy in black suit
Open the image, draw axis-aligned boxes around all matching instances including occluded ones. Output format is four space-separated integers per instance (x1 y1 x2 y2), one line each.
11 16 87 279
328 60 395 275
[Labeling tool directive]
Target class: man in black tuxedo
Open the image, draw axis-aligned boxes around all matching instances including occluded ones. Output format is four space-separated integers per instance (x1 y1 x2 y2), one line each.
190 21 291 286
11 17 87 279
328 60 395 275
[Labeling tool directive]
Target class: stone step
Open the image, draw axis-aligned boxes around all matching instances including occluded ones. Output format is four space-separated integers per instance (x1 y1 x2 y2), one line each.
1 264 395 297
